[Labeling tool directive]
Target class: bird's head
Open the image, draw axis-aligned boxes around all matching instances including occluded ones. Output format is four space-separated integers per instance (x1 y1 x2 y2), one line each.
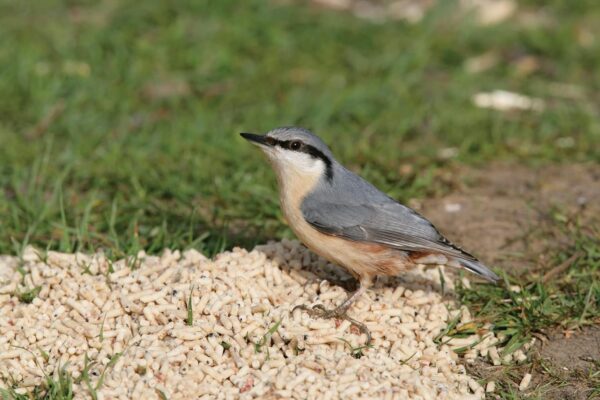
241 127 334 183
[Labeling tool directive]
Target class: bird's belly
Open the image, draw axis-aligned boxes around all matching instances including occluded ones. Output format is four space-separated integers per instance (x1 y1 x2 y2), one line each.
282 200 411 279
276 175 412 278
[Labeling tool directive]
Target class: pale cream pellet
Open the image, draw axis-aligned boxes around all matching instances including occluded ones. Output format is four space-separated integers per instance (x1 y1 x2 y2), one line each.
195 294 210 315
118 293 142 314
519 373 532 391
139 289 168 304
0 243 509 400
0 350 32 360
514 349 527 363
154 268 175 287
468 378 481 393
378 308 405 317
0 282 17 294
446 337 477 349
489 346 501 366
109 268 131 280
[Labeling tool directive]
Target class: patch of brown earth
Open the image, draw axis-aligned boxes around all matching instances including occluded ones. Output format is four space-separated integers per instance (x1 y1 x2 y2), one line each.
419 162 600 273
536 326 600 400
419 162 600 399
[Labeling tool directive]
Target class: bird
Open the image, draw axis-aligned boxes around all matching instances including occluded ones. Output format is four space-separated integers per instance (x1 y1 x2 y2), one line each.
241 127 499 343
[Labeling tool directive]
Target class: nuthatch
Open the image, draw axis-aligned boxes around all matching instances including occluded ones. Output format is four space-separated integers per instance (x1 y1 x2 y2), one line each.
241 127 499 342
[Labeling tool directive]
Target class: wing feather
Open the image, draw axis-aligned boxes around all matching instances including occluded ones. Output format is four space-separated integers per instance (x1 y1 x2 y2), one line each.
299 166 499 282
301 201 477 261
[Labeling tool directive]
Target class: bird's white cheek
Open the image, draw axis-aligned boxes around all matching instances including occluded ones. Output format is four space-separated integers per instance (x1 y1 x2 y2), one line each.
282 152 323 176
264 149 324 181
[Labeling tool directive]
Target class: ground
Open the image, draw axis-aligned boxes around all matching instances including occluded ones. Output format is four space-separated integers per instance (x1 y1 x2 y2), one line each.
0 0 599 398
539 326 600 399
422 163 600 273
421 163 600 399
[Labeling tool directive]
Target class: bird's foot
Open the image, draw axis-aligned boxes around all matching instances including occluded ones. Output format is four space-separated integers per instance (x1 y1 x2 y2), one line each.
292 304 372 345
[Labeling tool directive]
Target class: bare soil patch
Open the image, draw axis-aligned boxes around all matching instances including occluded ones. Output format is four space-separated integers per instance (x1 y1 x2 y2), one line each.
537 326 600 400
419 162 600 399
420 162 600 273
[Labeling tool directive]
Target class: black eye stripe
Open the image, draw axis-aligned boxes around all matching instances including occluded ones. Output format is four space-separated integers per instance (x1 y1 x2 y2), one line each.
266 138 334 183
274 140 302 150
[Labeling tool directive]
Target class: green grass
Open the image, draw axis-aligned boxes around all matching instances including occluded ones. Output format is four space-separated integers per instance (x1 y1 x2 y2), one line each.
1 0 600 399
0 364 73 400
456 211 600 398
186 285 194 326
1 0 599 258
77 352 122 400
458 212 599 344
338 337 375 359
254 319 282 360
14 286 42 304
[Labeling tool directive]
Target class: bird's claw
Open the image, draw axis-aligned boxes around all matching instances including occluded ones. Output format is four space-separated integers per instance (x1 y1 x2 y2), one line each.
291 304 311 313
292 303 372 345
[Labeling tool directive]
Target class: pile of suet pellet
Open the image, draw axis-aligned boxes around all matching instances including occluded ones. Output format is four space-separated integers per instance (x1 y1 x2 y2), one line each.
0 240 531 399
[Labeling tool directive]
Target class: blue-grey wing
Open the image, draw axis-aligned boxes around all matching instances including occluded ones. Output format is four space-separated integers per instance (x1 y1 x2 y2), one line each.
301 199 476 261
299 165 500 282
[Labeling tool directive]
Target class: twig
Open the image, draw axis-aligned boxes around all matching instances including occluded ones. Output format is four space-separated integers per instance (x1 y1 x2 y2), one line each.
24 100 66 140
542 252 582 283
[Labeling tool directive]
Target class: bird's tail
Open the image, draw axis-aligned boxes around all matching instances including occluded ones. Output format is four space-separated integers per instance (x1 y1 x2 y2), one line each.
454 257 500 283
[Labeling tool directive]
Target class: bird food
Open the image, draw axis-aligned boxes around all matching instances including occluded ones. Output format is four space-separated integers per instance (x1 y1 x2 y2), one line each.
1 240 504 399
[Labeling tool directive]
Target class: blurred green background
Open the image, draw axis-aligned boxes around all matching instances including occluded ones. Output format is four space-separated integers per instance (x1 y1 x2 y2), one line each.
1 0 599 257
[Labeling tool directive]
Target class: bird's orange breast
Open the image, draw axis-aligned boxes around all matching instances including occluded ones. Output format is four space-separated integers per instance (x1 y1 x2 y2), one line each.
273 167 412 282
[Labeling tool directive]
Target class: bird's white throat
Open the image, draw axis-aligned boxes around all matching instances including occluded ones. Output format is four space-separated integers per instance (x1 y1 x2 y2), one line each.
263 148 326 187
261 147 326 224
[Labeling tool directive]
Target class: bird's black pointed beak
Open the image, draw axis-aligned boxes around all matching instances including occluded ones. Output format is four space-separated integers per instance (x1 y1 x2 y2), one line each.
240 132 268 146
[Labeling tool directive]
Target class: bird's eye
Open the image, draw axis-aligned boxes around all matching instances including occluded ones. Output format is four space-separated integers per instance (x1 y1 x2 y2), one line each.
290 141 302 150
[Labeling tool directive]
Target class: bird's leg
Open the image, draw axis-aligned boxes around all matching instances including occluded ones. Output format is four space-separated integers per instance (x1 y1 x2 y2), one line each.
293 278 372 344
